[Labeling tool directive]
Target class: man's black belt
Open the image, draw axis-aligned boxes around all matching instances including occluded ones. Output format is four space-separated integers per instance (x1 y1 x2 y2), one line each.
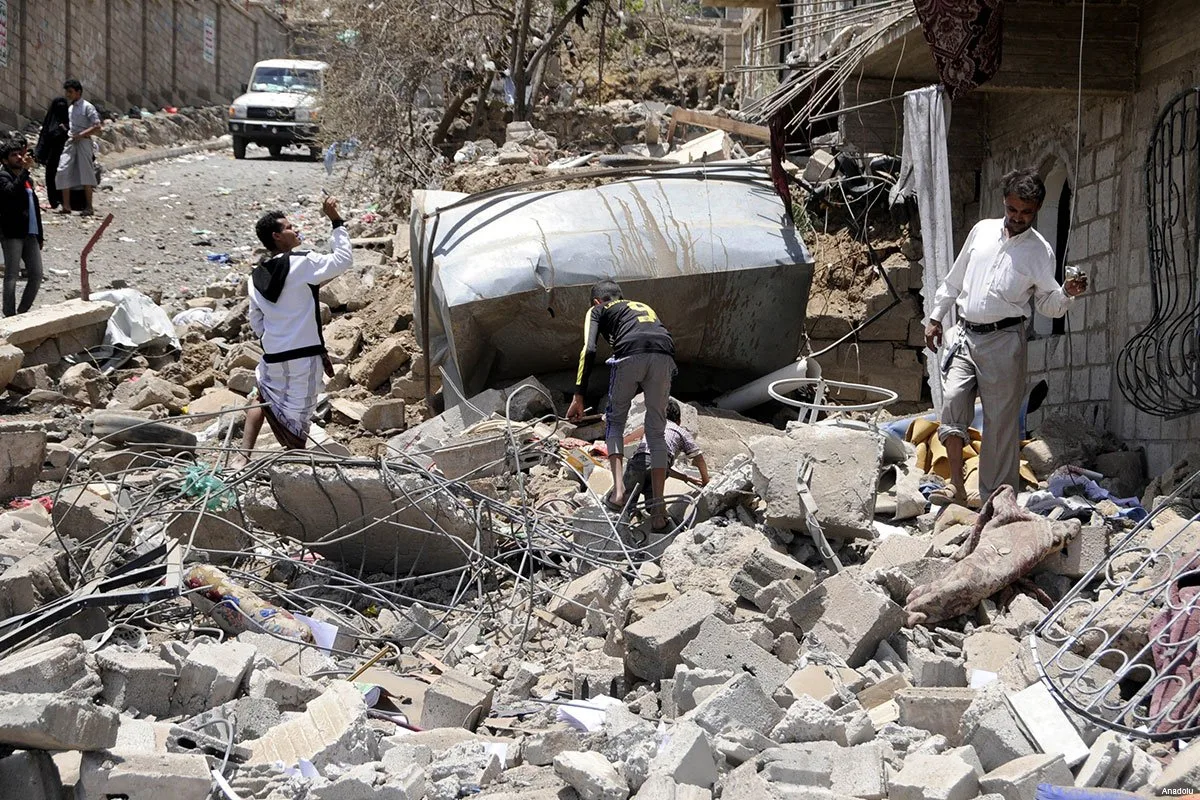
961 316 1024 334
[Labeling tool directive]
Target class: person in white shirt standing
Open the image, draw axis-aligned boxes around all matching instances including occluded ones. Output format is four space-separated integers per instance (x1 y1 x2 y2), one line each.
923 168 1088 508
240 196 353 459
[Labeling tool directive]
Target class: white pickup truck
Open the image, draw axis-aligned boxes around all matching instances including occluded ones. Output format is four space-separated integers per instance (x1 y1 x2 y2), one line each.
228 58 327 160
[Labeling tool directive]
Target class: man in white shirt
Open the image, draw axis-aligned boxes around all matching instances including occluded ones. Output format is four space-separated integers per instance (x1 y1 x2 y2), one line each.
923 168 1087 507
240 196 353 458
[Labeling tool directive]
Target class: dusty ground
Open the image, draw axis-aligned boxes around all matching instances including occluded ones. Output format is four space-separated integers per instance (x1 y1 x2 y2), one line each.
33 142 370 311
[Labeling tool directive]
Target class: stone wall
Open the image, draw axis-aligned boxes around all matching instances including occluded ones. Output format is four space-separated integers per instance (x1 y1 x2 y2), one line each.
0 0 292 128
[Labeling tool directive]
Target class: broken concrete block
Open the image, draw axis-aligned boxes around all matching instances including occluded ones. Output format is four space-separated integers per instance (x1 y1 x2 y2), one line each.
60 362 109 407
169 640 256 717
686 672 785 737
96 649 176 717
421 668 495 730
524 729 581 766
0 633 100 698
0 343 23 388
0 693 118 751
787 571 906 668
0 547 70 624
1006 682 1088 767
963 632 1020 677
0 428 47 500
695 454 753 522
245 681 377 769
865 534 934 571
1118 746 1160 792
624 590 722 681
895 688 976 746
730 545 815 609
313 761 426 800
379 603 449 646
978 753 1073 800
236 631 334 679
362 398 407 432
433 432 510 480
573 651 627 700
959 688 1036 772
248 667 324 711
749 425 883 538
1074 730 1134 788
889 751 980 800
648 721 716 788
907 647 967 688
429 741 502 786
1035 525 1109 579
0 750 62 800
324 317 364 361
672 667 735 715
784 665 841 707
548 568 625 625
351 334 410 389
244 464 494 574
760 741 886 799
680 616 792 694
635 775 713 800
0 299 113 353
78 751 212 800
554 751 629 800
771 693 847 744
109 373 191 412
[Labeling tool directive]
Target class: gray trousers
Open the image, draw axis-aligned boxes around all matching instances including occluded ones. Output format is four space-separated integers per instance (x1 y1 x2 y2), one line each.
938 324 1026 499
1 237 43 317
605 352 674 469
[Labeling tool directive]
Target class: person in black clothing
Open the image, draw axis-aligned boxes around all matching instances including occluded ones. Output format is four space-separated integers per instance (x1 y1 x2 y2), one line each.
0 137 44 317
567 279 675 531
34 98 72 210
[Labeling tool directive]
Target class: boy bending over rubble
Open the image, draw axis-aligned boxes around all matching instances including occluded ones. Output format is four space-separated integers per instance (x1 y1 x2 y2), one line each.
238 197 353 461
567 279 676 532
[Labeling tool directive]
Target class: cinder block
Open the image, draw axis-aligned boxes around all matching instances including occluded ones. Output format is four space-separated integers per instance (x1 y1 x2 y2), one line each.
680 617 792 694
906 647 967 688
730 546 814 609
96 650 177 718
548 568 625 625
760 741 886 799
421 668 495 730
0 693 118 751
170 641 255 717
979 753 1073 800
648 721 716 788
78 751 212 800
624 590 723 681
244 681 377 770
0 750 62 800
524 730 581 767
889 751 980 800
961 699 1036 772
786 572 906 668
783 664 840 707
896 688 977 746
686 673 784 737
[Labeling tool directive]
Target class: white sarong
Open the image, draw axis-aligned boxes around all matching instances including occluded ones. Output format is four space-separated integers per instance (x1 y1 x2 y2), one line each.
255 355 323 443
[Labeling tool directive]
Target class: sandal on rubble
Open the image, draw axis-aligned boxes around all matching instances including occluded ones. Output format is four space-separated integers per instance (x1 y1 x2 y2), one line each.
929 485 966 507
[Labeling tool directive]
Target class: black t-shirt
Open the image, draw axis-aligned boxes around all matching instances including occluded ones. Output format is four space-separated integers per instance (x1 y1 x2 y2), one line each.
575 299 673 392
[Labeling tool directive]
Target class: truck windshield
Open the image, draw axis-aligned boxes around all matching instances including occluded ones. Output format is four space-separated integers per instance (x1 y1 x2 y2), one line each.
249 67 322 93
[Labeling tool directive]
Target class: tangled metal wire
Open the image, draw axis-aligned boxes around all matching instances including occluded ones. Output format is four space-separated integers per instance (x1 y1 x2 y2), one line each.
18 385 697 664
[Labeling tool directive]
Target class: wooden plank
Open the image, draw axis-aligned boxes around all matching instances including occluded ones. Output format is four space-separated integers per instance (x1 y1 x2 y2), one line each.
668 108 770 142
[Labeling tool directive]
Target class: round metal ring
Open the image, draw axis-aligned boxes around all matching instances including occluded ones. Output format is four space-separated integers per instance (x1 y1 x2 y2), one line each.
767 377 899 413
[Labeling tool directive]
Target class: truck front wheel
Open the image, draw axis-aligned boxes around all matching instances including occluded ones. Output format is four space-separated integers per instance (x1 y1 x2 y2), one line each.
268 144 283 158
232 136 247 160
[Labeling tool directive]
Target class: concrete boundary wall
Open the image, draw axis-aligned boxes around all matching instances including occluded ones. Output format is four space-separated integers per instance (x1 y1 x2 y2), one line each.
0 0 292 128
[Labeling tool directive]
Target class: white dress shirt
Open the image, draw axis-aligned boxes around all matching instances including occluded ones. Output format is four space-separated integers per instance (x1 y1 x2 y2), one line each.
928 218 1073 325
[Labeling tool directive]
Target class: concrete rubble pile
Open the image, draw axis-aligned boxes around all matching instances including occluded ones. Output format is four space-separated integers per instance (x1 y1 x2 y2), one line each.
0 337 1192 798
0 132 1190 798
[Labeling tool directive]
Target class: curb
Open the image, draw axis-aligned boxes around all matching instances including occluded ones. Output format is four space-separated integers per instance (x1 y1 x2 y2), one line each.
103 137 231 172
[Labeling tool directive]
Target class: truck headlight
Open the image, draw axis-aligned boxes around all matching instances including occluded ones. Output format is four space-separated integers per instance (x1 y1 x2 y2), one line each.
229 104 247 119
295 107 318 123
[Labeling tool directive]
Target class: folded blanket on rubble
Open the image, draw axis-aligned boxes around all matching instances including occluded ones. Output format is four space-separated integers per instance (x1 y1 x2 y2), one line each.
905 485 1080 626
1149 552 1200 734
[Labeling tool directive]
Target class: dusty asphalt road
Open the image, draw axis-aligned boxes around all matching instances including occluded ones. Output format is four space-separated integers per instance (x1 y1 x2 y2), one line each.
34 142 341 308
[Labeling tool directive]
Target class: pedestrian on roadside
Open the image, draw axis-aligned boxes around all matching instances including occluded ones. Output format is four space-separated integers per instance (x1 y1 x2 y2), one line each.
238 196 353 461
55 79 103 216
34 97 71 210
566 279 676 532
0 136 45 317
923 167 1087 508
